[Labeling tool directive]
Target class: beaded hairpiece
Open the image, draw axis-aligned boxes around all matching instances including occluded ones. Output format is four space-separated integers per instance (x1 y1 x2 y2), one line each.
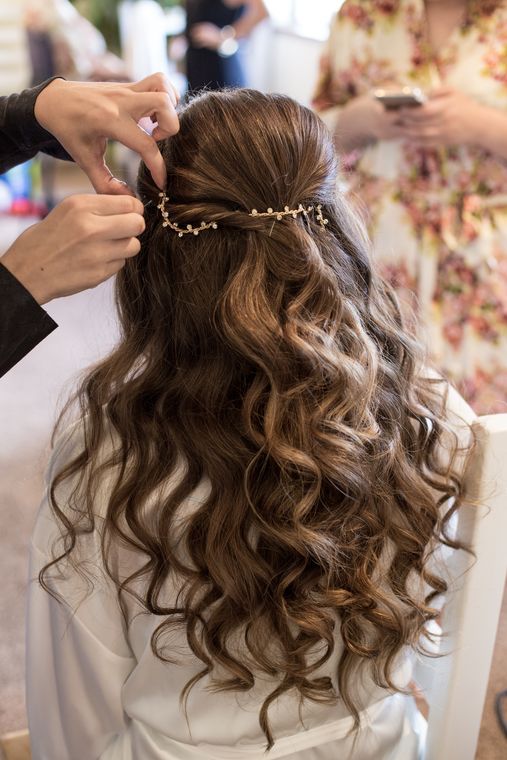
157 192 329 237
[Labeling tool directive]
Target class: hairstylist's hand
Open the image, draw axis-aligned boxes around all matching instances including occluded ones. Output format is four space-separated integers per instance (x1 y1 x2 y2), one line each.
395 88 484 148
34 74 180 196
1 195 145 305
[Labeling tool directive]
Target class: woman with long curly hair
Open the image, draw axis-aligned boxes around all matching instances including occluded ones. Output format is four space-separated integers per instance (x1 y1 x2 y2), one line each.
27 89 473 760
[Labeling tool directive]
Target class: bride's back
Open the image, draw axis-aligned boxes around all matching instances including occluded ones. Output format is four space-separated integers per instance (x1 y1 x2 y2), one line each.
33 89 471 759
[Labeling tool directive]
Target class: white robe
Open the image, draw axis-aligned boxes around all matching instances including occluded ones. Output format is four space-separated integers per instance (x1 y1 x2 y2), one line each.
26 382 474 760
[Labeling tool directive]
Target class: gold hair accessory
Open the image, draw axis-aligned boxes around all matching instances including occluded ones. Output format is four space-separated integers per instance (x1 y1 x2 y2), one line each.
157 192 218 237
157 192 329 236
249 204 328 227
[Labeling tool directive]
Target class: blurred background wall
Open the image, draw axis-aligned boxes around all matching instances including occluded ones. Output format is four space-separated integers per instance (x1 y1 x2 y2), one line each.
0 3 31 95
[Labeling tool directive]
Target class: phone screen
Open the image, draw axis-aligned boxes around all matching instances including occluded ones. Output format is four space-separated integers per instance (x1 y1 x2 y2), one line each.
374 88 426 110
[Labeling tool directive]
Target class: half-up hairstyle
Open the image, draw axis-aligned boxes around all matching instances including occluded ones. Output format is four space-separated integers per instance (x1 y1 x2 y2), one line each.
42 89 471 749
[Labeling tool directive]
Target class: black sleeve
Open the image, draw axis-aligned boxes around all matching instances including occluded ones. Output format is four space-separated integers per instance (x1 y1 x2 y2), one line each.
0 78 72 175
0 263 57 378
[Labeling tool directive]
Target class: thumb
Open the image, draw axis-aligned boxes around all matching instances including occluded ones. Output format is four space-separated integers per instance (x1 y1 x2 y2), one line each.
78 149 135 197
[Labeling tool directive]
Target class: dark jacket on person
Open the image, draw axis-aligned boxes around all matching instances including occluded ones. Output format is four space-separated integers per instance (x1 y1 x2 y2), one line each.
186 0 246 92
0 79 70 378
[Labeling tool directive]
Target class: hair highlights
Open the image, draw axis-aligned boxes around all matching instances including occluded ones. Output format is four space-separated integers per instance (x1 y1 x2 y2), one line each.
42 90 470 749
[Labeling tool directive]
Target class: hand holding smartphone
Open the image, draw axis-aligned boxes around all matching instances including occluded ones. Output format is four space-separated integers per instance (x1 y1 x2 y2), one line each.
373 86 427 110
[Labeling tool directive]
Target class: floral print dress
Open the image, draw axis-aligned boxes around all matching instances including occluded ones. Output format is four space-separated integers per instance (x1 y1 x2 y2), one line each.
314 0 507 413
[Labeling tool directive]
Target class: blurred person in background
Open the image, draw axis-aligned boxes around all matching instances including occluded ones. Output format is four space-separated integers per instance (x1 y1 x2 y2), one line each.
185 0 268 92
25 0 127 82
314 0 507 414
24 0 129 211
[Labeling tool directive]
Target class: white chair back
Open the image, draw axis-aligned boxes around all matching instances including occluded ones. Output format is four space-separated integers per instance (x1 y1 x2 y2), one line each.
416 412 507 760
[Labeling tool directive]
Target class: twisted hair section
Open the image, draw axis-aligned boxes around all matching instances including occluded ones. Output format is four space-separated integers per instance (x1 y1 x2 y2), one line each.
41 90 471 749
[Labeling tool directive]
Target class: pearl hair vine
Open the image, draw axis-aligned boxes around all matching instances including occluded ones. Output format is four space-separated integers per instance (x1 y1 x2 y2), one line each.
157 192 329 237
157 192 218 237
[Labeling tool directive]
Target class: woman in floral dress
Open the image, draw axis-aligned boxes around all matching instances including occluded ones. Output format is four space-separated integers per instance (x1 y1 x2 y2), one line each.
314 0 507 413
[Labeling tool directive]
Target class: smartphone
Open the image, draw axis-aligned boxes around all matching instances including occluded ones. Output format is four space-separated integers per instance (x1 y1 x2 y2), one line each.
373 87 426 110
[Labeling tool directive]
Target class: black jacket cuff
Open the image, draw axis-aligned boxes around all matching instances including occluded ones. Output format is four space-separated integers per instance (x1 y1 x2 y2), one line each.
0 263 58 377
0 78 72 174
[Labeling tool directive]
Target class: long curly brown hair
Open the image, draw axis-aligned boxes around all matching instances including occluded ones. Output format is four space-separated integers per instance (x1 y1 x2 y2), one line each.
42 89 470 749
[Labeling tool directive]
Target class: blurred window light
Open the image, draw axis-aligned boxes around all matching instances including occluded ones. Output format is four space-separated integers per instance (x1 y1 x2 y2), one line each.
264 0 344 40
264 0 293 29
